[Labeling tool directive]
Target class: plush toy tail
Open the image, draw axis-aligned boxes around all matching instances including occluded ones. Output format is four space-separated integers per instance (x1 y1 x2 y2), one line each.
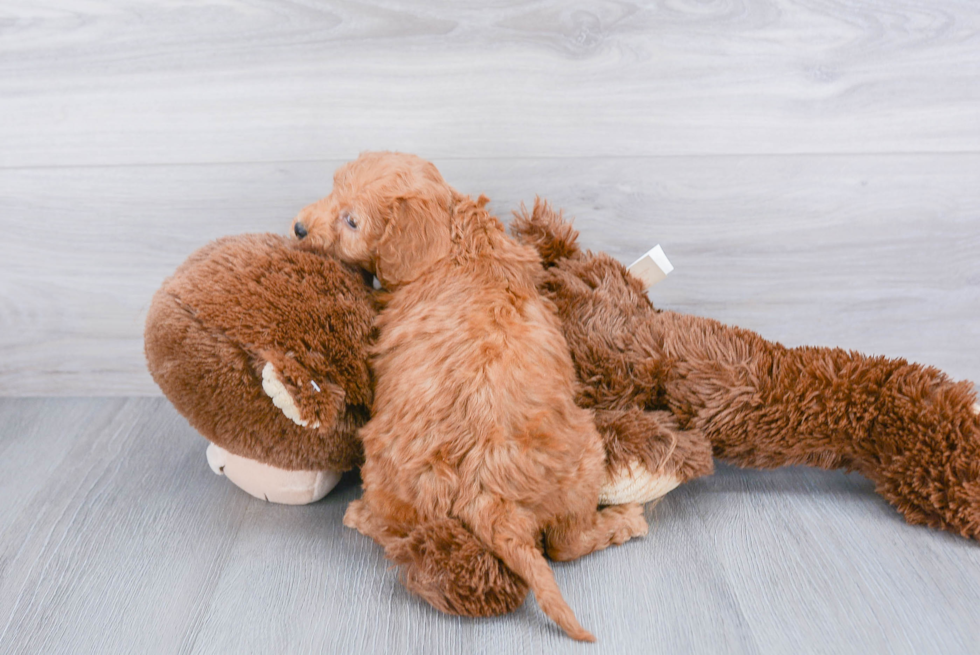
510 197 582 266
659 310 980 540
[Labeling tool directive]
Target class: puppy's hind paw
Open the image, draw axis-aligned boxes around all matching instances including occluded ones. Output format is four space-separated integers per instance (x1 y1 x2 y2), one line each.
343 499 369 531
344 500 374 537
605 502 649 545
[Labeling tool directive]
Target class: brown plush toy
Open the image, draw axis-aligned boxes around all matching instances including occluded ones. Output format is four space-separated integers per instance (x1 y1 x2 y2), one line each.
510 200 980 543
144 203 980 621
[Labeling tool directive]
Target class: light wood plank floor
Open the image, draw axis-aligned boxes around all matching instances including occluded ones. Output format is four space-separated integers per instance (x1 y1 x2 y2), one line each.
1 397 979 655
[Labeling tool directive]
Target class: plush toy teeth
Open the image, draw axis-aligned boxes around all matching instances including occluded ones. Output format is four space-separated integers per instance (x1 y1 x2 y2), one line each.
261 362 320 428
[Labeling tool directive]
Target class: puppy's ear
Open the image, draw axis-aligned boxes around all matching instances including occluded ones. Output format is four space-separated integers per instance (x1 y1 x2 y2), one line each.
375 192 452 288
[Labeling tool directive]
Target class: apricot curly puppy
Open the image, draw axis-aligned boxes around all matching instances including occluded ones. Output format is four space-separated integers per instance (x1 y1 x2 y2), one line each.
293 152 646 641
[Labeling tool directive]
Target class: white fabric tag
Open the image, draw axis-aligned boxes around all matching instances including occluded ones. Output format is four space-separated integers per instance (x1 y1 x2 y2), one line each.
627 245 673 291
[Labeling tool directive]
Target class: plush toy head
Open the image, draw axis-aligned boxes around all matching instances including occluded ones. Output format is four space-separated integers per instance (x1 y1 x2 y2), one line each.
145 233 376 489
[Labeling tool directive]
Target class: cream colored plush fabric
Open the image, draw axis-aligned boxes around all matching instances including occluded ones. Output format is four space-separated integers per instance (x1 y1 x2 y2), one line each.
599 460 681 506
261 362 320 428
206 443 341 504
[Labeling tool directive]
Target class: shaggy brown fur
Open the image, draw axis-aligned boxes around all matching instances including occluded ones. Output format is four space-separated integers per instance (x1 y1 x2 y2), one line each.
512 198 980 540
383 517 530 617
594 409 714 484
144 233 374 471
295 152 647 641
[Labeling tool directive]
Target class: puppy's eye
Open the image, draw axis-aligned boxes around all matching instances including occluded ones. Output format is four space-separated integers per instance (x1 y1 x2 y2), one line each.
341 210 358 230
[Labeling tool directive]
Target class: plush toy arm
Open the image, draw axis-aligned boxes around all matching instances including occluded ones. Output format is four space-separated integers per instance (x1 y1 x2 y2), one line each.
660 310 980 539
510 198 582 266
261 362 318 427
594 408 714 505
256 350 347 433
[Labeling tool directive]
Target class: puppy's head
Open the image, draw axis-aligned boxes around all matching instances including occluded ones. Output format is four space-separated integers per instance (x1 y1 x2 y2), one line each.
293 152 453 288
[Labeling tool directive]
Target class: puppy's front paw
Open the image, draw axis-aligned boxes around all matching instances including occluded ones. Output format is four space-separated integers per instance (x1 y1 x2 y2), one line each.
261 362 320 428
343 500 370 532
607 502 648 544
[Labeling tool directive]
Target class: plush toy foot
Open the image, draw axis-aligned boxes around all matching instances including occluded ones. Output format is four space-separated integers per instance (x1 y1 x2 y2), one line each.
385 518 529 617
844 382 980 540
206 443 341 504
892 399 980 538
595 409 714 505
599 463 681 505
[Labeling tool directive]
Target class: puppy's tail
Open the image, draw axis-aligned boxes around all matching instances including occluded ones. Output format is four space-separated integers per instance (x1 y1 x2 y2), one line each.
498 539 596 642
463 503 596 642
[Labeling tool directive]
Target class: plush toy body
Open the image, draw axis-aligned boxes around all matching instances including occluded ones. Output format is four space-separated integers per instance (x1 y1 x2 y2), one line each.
511 201 980 541
145 202 980 623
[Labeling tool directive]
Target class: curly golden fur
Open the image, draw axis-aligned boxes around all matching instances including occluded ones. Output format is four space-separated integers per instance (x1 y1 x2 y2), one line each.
294 152 647 641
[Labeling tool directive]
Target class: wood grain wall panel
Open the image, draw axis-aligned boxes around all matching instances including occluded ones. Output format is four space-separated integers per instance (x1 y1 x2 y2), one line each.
1 1 979 167
1 154 977 395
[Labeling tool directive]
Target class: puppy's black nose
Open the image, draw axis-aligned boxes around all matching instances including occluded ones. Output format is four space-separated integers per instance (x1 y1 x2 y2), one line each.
294 222 308 239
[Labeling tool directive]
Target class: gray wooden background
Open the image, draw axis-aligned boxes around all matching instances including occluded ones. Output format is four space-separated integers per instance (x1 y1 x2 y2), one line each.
2 1 980 653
